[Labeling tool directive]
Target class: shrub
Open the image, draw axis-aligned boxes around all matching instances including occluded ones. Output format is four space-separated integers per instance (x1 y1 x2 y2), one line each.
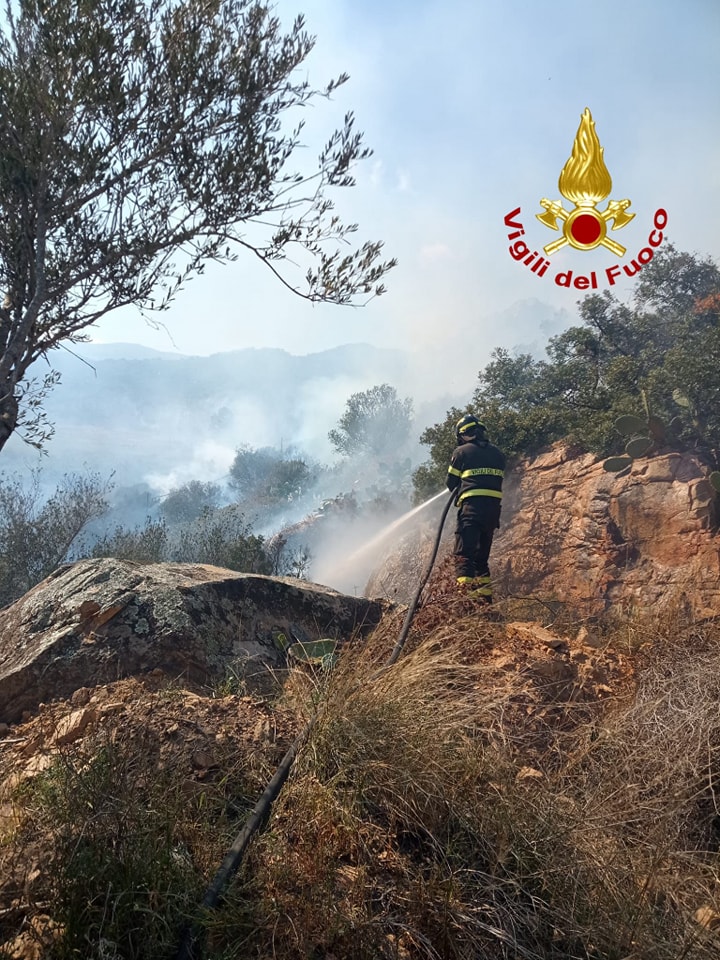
0 470 111 605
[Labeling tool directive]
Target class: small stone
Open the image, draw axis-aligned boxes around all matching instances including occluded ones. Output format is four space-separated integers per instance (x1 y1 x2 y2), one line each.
99 701 124 715
545 637 568 651
52 708 96 746
693 905 720 930
1 914 62 960
516 766 544 781
70 687 91 707
582 633 607 650
191 749 216 770
252 718 273 743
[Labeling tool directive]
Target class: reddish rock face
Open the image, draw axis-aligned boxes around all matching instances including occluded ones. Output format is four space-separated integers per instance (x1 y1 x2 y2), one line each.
491 448 719 618
367 447 720 619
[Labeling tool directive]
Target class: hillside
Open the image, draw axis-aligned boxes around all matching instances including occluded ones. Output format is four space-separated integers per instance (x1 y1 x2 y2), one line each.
0 343 417 490
1 447 719 959
368 445 720 619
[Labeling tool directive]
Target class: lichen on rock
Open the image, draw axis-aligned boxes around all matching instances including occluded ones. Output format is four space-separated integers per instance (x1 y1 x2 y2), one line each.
0 558 388 723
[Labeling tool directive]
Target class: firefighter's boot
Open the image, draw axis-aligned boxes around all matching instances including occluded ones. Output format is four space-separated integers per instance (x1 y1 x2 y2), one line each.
456 575 493 603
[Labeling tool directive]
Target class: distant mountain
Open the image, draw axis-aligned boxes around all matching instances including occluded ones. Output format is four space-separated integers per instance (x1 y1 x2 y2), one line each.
60 342 186 362
0 296 576 504
2 343 412 494
489 299 572 358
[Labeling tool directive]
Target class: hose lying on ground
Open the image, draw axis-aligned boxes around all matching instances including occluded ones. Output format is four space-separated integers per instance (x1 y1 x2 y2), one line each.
175 488 455 960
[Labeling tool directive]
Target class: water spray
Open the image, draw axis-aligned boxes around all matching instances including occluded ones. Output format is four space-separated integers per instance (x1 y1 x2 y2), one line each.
342 488 448 569
313 487 450 594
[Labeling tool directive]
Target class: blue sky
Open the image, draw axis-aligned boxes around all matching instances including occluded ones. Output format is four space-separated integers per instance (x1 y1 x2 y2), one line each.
92 0 720 389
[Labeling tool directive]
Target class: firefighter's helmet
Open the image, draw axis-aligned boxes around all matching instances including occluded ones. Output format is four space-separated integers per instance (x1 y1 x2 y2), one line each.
455 413 486 443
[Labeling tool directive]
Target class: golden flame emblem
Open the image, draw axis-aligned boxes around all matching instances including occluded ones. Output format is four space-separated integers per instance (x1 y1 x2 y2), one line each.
536 108 634 256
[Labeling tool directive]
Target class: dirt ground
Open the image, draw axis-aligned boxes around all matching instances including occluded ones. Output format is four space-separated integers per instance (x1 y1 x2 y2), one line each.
0 558 663 958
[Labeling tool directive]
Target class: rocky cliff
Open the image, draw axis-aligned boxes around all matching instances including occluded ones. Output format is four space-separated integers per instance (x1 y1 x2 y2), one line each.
367 447 720 618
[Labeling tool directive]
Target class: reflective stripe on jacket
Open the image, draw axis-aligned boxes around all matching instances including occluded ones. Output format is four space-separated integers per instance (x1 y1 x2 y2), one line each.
446 439 505 505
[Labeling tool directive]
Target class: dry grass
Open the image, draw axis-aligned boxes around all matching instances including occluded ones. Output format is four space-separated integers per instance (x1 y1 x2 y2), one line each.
558 637 720 953
215 617 720 960
2 613 720 959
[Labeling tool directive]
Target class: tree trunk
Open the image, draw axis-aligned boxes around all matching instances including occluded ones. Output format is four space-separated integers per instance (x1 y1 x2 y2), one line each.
0 391 19 453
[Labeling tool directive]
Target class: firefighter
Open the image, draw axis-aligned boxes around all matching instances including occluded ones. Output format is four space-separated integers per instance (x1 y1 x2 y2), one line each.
446 414 505 602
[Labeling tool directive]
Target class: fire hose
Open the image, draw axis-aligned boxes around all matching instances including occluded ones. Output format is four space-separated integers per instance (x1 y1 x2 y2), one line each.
175 488 455 959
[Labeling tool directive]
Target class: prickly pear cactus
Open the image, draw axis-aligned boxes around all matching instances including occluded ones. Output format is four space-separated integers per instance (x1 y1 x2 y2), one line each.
614 414 647 436
288 639 338 669
603 411 668 474
602 455 633 474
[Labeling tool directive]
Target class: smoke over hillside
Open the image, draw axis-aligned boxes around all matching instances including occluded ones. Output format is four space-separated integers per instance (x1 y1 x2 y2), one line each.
0 299 570 589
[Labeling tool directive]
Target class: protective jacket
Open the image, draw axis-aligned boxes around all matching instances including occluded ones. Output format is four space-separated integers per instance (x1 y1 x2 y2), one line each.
446 438 505 507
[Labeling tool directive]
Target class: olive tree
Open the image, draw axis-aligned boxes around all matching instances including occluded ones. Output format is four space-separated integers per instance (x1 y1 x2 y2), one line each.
328 384 414 459
0 470 111 604
159 479 222 524
228 443 320 505
0 0 395 451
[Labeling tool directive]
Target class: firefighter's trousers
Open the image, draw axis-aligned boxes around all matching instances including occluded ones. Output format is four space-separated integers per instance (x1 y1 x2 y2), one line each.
453 499 501 596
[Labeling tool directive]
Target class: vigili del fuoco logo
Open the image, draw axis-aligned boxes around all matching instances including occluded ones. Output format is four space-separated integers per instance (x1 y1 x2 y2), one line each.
504 107 667 291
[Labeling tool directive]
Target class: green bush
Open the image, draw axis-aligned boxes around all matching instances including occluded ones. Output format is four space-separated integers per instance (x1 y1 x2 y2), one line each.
0 470 111 605
19 742 202 959
413 246 720 497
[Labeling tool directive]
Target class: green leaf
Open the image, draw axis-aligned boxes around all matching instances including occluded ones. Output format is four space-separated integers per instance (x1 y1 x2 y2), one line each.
672 389 691 408
709 471 720 493
615 414 646 436
626 436 653 459
288 639 338 665
603 456 633 473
